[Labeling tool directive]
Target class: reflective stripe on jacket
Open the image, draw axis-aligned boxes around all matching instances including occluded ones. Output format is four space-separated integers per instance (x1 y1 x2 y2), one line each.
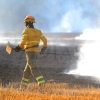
19 27 47 52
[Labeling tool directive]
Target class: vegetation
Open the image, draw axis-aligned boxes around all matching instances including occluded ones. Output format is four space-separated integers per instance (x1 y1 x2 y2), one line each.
0 82 100 100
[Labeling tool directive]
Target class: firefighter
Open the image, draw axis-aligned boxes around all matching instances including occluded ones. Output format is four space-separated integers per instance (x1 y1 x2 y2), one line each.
14 15 47 90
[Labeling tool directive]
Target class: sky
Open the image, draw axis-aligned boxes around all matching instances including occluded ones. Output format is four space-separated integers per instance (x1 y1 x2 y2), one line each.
0 0 100 33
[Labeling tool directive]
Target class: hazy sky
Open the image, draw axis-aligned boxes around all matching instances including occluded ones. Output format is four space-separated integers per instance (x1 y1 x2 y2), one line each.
0 0 100 33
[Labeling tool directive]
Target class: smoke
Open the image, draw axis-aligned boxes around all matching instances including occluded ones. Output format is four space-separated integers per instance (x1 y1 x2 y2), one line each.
0 0 67 33
0 0 100 34
75 28 100 40
52 0 100 32
65 28 100 81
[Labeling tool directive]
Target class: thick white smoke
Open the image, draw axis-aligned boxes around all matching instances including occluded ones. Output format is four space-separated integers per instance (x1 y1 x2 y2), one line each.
67 28 100 80
76 28 100 40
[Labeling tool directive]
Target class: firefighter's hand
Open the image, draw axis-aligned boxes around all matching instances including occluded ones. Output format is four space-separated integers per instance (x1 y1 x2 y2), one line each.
40 47 47 54
14 45 21 52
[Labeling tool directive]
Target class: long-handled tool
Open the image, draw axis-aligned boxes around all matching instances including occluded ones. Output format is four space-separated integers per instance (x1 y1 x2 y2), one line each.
6 41 24 54
6 41 61 55
40 52 60 55
6 41 14 54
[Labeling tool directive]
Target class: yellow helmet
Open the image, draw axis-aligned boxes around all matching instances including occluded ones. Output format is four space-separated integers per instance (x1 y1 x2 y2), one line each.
24 15 35 23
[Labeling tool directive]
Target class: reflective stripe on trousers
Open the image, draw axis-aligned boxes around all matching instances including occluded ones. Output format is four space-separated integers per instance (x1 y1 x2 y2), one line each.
36 75 45 85
21 77 29 86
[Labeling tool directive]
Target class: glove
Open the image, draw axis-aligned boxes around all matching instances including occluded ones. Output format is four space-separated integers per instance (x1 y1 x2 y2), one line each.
40 47 47 54
14 45 21 52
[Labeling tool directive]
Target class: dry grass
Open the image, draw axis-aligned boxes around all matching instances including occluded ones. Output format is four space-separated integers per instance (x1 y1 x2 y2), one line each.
0 83 100 100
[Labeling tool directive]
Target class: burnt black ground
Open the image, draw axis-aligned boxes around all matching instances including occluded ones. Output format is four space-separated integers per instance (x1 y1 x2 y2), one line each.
0 44 100 88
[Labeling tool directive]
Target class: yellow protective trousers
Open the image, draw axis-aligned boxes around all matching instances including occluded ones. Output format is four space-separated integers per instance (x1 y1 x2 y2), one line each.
21 51 45 88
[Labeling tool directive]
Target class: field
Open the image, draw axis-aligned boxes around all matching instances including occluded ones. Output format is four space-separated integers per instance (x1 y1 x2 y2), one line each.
0 83 100 100
0 44 100 100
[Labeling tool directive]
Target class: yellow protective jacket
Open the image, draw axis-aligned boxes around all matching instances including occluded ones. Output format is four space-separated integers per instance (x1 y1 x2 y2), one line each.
19 27 47 52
